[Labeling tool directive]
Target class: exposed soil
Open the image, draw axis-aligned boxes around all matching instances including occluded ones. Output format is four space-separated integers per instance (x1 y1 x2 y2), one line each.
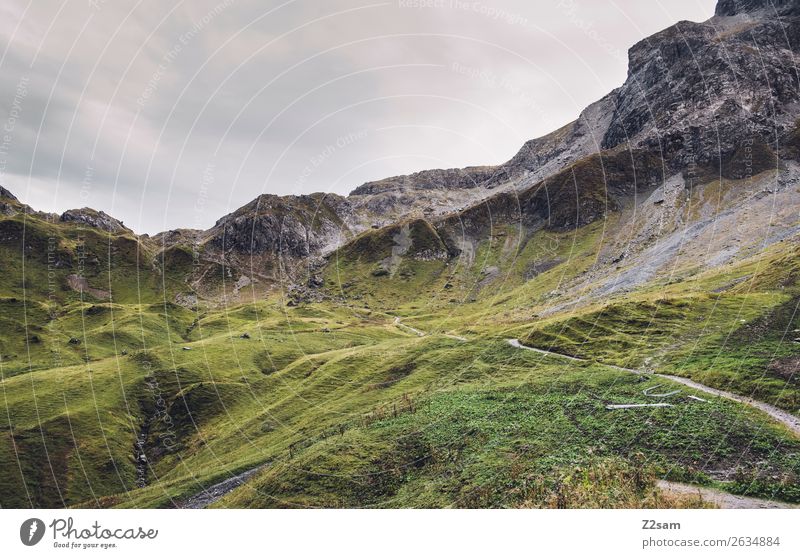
66 274 111 300
767 355 800 383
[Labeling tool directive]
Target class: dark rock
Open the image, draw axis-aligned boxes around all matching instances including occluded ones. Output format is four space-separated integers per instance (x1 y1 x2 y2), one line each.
207 193 351 258
601 3 800 175
60 208 129 233
0 186 18 201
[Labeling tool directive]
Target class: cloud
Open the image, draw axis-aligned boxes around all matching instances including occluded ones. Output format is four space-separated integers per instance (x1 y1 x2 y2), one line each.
0 0 716 234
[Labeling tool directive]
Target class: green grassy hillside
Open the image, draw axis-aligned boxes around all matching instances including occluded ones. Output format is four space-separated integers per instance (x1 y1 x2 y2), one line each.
1 168 800 509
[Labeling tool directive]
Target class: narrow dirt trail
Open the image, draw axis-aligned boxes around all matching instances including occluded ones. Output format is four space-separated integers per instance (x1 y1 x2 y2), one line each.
393 316 467 341
393 316 425 337
657 480 799 509
657 373 800 435
177 464 266 509
443 334 468 341
180 337 799 509
506 339 800 436
507 338 586 362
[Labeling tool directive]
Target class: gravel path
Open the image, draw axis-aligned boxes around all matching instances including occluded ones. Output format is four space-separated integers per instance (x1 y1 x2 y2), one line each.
507 338 586 362
181 338 800 509
606 403 673 409
656 373 800 436
178 464 266 509
393 316 425 337
657 480 799 509
507 339 800 436
394 317 467 341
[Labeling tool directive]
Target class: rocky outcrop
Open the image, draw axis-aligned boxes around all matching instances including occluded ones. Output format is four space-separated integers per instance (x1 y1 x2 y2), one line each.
505 91 619 187
350 166 502 196
150 228 204 251
60 208 129 233
347 92 618 227
2 0 799 300
0 185 37 217
431 0 800 259
348 0 799 231
601 2 800 175
0 186 18 201
204 193 355 259
436 149 664 252
65 274 111 300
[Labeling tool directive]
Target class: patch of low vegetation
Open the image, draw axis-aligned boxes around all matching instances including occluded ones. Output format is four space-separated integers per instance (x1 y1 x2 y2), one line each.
215 358 800 508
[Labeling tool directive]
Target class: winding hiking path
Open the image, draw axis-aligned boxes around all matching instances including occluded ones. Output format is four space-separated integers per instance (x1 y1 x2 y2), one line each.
178 464 266 509
658 373 800 435
179 337 799 509
393 316 466 341
443 333 468 342
393 316 425 337
507 339 800 436
507 338 585 362
657 480 799 509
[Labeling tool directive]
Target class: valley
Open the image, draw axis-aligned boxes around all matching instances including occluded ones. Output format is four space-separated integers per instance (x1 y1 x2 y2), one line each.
2 0 800 509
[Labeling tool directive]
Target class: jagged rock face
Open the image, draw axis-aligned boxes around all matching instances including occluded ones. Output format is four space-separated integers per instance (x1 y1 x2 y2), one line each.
0 185 36 216
3 0 800 300
505 92 619 194
59 208 129 233
347 93 617 227
602 3 800 172
436 149 665 251
215 212 310 256
350 166 502 196
347 166 516 229
349 0 800 229
205 193 355 261
0 186 18 201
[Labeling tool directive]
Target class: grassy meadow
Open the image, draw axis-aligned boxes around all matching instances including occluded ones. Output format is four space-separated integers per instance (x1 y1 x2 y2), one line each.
1 191 799 509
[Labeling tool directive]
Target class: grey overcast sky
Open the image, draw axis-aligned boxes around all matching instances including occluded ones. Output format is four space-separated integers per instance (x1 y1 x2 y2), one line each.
0 0 716 234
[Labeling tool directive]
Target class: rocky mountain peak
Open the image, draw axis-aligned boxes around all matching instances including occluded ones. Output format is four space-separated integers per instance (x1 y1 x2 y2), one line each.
59 208 129 233
601 0 800 173
3 0 799 289
0 185 18 201
0 185 38 217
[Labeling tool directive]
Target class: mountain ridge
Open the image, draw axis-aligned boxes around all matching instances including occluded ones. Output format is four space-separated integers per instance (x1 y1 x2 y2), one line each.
1 0 799 305
3 0 800 510
5 1 797 252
